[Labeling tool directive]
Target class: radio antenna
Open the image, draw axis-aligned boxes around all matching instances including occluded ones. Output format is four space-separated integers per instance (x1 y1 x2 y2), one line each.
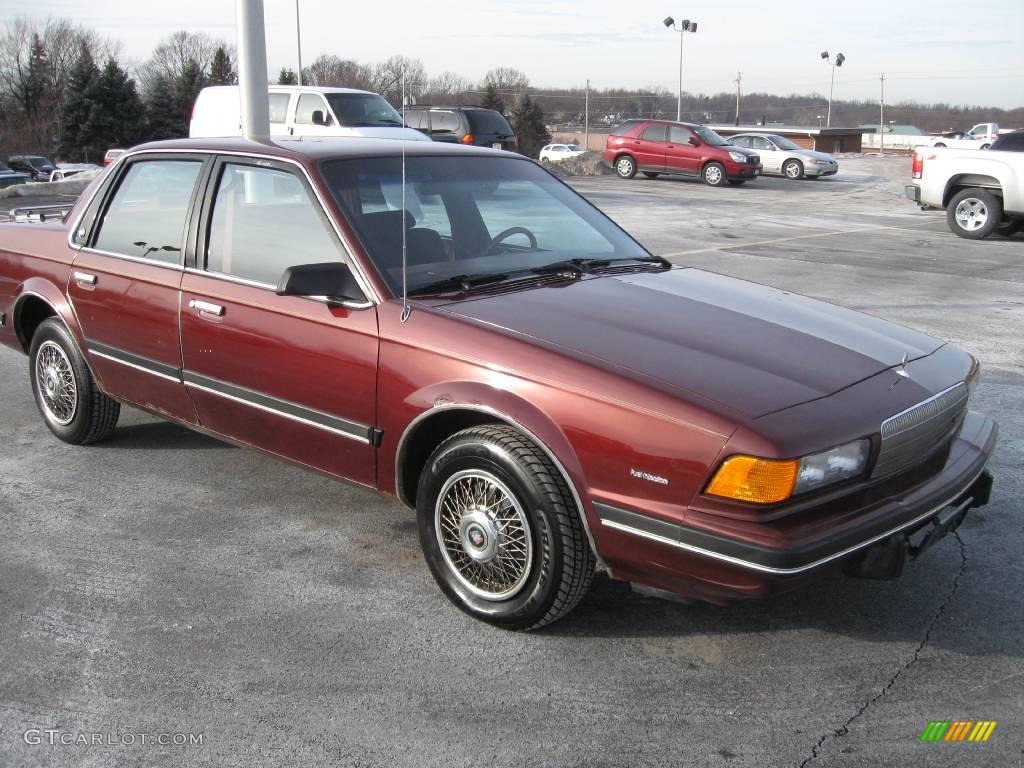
399 66 411 323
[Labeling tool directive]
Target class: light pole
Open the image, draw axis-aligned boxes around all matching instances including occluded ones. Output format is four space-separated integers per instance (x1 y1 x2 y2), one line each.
820 50 845 127
295 0 303 85
663 16 698 122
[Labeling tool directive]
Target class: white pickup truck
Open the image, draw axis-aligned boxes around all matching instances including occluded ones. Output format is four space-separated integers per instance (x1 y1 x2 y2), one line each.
905 146 1024 239
928 123 1001 150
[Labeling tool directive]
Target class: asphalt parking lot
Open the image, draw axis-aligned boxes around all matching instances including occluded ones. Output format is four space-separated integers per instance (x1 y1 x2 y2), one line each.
1 156 1021 767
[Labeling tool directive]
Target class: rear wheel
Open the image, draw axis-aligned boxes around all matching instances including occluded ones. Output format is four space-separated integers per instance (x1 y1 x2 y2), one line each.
783 159 804 180
417 425 595 630
29 318 120 444
946 188 1002 240
642 171 660 179
615 155 637 179
702 162 726 186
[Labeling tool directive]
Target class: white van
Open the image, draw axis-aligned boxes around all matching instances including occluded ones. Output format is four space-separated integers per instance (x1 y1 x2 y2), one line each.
189 85 429 142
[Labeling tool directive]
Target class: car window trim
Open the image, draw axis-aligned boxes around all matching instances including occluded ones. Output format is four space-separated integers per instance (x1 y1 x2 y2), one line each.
77 152 211 269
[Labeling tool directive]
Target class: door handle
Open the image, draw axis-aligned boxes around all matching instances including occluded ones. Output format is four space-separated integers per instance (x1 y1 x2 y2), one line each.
188 299 225 317
72 271 97 285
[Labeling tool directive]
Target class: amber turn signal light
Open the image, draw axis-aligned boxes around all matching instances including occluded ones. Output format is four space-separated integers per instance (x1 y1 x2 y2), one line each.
705 455 799 504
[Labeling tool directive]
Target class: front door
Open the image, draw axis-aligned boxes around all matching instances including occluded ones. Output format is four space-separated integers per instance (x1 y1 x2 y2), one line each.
288 93 336 137
68 155 208 423
179 157 379 487
665 125 701 175
751 136 781 173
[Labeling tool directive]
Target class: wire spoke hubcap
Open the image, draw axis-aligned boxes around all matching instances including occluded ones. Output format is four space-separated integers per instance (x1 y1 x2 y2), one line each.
35 341 77 425
955 199 988 231
435 470 533 600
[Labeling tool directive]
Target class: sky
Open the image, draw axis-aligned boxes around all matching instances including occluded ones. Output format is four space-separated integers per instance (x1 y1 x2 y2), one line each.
10 0 1024 110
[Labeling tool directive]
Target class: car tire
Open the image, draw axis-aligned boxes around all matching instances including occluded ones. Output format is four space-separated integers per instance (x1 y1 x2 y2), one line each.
416 424 596 631
980 144 991 150
702 162 726 186
946 188 1003 240
615 155 637 179
783 159 804 180
29 318 120 444
642 172 660 179
727 179 746 186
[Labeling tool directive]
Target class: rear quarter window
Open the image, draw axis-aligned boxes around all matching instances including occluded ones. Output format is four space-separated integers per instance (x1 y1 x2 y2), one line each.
466 110 513 135
611 121 640 136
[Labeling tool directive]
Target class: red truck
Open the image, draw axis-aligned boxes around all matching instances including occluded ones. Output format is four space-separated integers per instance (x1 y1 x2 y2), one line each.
0 138 996 629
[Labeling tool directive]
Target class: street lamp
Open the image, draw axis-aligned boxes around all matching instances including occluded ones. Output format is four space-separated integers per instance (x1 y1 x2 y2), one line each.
820 50 845 127
664 16 698 122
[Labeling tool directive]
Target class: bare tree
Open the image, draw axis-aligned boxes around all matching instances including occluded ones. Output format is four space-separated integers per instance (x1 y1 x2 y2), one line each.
424 71 474 103
372 55 426 104
138 30 228 95
483 67 530 95
302 54 373 90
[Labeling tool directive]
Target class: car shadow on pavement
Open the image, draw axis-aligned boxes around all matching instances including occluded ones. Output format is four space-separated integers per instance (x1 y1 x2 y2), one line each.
99 420 230 450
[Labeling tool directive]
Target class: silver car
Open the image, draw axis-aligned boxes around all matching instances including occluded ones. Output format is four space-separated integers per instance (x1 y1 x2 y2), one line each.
726 133 838 179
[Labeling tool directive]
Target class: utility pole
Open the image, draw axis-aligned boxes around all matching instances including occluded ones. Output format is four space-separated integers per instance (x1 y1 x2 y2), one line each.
734 71 742 126
237 0 270 141
879 72 885 154
295 0 303 86
585 79 590 151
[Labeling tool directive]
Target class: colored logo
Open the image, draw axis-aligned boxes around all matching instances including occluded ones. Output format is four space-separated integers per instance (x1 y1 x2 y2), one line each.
921 721 997 742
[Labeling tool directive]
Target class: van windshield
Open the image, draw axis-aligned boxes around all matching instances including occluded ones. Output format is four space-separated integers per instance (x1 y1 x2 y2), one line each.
324 93 405 128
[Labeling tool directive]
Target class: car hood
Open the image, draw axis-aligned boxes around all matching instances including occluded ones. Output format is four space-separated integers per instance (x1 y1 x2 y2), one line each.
798 150 837 162
440 268 944 419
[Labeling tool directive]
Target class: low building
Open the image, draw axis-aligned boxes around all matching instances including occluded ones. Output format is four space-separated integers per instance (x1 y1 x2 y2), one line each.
708 124 864 153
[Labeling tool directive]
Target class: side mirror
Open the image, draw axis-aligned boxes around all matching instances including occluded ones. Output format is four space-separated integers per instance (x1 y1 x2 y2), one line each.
687 137 700 147
276 262 365 305
312 110 328 126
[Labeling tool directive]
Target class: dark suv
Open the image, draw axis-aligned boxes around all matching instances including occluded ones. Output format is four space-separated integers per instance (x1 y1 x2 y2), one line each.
7 155 56 182
405 106 517 150
604 120 761 186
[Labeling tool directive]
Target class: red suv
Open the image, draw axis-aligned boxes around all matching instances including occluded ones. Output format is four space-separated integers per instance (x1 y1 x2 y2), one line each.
605 119 762 186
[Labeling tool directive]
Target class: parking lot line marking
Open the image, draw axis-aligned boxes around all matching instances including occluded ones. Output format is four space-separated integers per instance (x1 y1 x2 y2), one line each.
660 221 942 258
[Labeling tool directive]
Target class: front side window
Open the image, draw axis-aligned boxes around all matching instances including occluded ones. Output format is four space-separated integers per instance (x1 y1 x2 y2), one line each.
751 137 773 151
322 156 650 295
295 94 330 125
729 136 751 148
206 163 345 286
691 126 730 146
93 159 203 263
669 126 693 144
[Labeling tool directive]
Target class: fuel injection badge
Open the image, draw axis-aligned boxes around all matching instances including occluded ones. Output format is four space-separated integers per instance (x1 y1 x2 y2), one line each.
631 468 670 486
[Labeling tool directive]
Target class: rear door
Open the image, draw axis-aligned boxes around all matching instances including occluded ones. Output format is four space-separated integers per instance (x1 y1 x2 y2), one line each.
68 153 209 423
178 156 379 486
665 125 701 175
751 136 781 173
631 124 668 171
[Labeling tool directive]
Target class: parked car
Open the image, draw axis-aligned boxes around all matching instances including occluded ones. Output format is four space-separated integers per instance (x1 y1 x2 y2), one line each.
990 130 1024 153
0 137 996 630
7 155 56 182
726 133 838 179
103 149 126 166
48 163 101 182
929 122 1000 150
0 162 30 189
604 120 761 185
539 143 585 163
906 145 1024 238
404 106 517 150
190 85 428 142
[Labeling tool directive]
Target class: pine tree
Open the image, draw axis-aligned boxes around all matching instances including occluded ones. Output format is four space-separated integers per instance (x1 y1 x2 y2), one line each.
175 59 206 135
88 58 146 152
480 84 505 114
510 94 550 159
144 75 181 141
58 44 100 161
209 47 236 85
277 67 297 85
24 34 50 119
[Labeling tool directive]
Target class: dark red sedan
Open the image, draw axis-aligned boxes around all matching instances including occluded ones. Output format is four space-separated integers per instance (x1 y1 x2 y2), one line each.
604 119 762 185
0 138 996 630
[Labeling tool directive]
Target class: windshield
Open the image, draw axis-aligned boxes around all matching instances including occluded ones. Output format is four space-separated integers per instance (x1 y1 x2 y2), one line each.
324 93 405 128
321 155 651 295
692 126 730 146
767 135 801 150
29 157 52 169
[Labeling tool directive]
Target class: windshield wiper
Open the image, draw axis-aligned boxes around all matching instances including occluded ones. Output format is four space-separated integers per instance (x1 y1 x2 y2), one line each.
407 273 510 296
531 256 668 275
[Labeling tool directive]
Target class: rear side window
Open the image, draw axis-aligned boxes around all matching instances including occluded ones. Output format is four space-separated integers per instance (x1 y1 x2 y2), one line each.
404 109 427 129
431 111 460 132
466 109 513 135
611 121 639 136
640 124 667 142
205 163 345 285
269 93 290 123
93 159 203 263
295 94 329 125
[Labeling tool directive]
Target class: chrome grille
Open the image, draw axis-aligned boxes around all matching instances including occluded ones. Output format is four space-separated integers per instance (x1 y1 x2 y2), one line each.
872 383 969 479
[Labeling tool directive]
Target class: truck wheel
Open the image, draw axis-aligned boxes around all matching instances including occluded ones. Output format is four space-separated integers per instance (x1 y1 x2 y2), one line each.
29 318 120 444
702 162 726 186
416 424 595 631
615 155 637 179
783 159 804 180
947 188 1002 240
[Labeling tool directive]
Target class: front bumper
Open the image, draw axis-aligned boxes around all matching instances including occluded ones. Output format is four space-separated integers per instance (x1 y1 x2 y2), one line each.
727 163 762 179
594 411 997 600
806 164 838 177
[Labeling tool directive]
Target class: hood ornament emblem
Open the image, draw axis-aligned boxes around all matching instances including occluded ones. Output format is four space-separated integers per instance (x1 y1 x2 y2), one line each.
895 352 910 380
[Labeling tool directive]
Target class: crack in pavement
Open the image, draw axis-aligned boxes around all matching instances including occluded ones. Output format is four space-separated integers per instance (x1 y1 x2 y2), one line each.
797 532 969 768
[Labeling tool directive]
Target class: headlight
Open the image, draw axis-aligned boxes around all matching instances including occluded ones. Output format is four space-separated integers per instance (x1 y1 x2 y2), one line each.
706 439 870 504
728 151 748 163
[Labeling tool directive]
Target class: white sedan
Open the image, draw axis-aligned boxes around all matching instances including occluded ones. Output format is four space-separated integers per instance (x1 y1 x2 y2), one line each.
539 143 585 163
727 133 838 179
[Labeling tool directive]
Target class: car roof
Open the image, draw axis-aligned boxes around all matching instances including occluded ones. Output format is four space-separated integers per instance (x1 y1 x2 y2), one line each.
126 136 525 163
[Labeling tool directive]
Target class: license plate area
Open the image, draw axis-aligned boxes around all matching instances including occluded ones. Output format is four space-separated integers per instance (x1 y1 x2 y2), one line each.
492 142 503 150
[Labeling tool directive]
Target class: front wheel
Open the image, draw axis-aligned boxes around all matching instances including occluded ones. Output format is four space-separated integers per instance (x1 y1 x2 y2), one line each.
29 318 120 444
783 159 804 180
615 155 637 179
417 425 595 630
946 188 1002 240
702 162 726 186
